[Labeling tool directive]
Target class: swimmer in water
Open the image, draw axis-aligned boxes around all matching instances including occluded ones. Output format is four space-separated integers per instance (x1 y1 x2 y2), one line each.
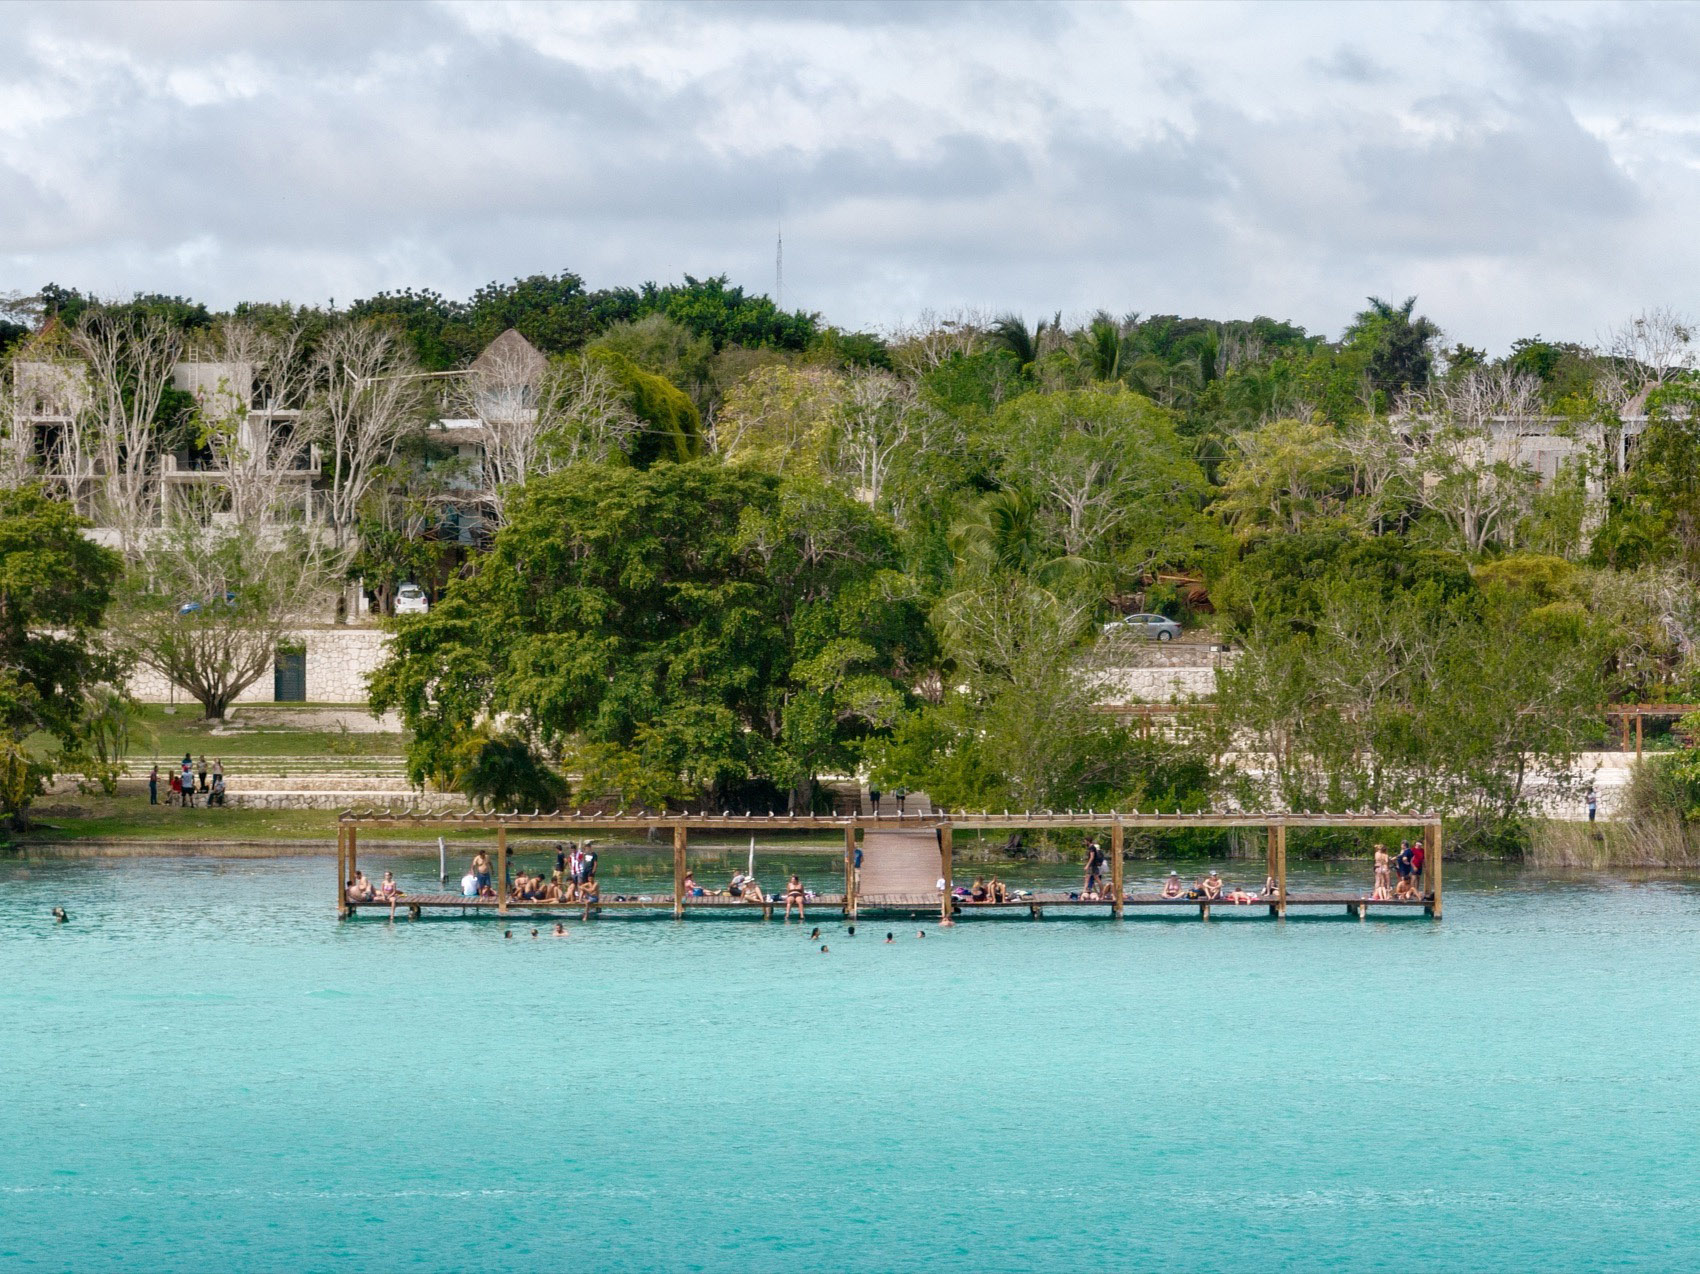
531 929 539 938
885 932 894 943
553 923 566 936
847 925 855 936
810 927 821 939
52 907 68 924
917 929 925 939
820 944 829 953
504 930 513 939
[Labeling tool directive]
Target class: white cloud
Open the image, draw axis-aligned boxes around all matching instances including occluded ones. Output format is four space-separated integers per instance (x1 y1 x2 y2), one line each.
0 0 1695 350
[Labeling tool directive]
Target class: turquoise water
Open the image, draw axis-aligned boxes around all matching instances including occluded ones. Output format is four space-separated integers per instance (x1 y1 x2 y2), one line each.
5 853 1700 1271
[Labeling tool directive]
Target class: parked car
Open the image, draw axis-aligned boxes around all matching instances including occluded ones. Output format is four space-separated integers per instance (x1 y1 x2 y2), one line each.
394 584 430 615
1101 612 1182 641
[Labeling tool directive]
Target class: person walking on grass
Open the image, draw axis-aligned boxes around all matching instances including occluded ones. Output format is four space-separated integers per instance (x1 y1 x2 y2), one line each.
148 765 159 806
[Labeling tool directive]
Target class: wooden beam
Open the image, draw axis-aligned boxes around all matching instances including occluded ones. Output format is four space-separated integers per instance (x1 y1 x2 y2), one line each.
1275 822 1287 919
844 824 856 918
938 821 953 921
496 825 508 918
1110 819 1124 918
1426 820 1442 920
673 823 687 919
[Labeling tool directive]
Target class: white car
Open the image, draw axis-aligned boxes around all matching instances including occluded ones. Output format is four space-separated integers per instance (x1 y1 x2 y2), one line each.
395 584 429 616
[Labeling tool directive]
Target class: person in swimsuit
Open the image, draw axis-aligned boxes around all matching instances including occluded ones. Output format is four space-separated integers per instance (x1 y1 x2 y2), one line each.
1201 870 1223 901
472 851 492 897
1372 844 1390 897
784 874 806 920
970 877 988 902
1162 871 1182 898
990 877 1007 903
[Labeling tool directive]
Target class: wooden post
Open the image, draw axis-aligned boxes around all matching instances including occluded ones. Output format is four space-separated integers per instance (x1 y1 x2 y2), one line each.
1636 712 1644 758
844 824 856 918
1274 822 1287 919
939 821 953 921
673 823 687 919
347 825 358 893
1110 819 1124 917
1425 819 1443 920
336 824 348 918
496 825 508 917
1620 712 1630 751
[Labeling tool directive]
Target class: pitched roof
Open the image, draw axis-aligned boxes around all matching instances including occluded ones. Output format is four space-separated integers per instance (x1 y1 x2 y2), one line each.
471 329 547 379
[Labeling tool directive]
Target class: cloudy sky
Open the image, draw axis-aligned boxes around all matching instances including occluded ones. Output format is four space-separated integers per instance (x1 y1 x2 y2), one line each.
1 0 1695 349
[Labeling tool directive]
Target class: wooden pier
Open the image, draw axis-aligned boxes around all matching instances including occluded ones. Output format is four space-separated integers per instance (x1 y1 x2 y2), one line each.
336 808 1443 923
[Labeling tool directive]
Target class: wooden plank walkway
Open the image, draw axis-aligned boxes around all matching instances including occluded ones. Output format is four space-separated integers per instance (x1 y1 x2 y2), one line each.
349 891 1429 918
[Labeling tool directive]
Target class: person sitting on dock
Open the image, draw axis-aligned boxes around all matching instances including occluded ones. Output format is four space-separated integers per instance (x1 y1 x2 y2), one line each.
970 877 988 902
461 869 479 898
379 871 404 917
1394 876 1420 900
1162 871 1183 898
728 871 749 898
990 876 1008 903
1201 870 1223 900
742 876 765 905
579 875 600 917
347 872 374 903
784 874 806 919
683 870 703 897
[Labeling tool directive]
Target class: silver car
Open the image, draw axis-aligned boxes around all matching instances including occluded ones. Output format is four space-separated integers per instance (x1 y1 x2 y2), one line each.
1102 612 1181 641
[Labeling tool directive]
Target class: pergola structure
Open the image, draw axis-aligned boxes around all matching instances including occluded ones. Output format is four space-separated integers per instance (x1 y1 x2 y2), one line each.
335 809 1444 922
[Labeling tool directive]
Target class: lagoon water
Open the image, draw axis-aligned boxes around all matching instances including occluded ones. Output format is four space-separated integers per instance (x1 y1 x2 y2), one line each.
5 851 1700 1271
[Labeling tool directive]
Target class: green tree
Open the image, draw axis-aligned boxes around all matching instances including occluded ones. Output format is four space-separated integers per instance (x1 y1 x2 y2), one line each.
1344 295 1440 405
1212 418 1356 542
0 486 125 827
370 461 930 810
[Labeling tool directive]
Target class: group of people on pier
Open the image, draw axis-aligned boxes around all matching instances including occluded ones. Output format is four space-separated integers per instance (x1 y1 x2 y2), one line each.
1371 841 1426 900
148 754 227 807
682 869 812 917
458 842 602 902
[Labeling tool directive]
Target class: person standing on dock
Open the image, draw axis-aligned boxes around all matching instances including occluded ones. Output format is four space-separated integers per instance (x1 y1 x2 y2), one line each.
1411 839 1425 890
1084 838 1105 896
148 765 159 805
894 788 907 813
867 786 880 814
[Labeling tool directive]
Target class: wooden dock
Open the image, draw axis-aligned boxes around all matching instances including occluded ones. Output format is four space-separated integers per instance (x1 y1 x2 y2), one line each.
336 808 1444 924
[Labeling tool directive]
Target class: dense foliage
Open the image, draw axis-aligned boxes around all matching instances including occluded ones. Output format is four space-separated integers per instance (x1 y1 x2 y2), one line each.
0 486 125 826
12 275 1700 850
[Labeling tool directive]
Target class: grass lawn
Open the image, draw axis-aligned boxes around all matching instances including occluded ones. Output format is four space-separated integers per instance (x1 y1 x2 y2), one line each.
13 793 856 851
124 705 406 760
